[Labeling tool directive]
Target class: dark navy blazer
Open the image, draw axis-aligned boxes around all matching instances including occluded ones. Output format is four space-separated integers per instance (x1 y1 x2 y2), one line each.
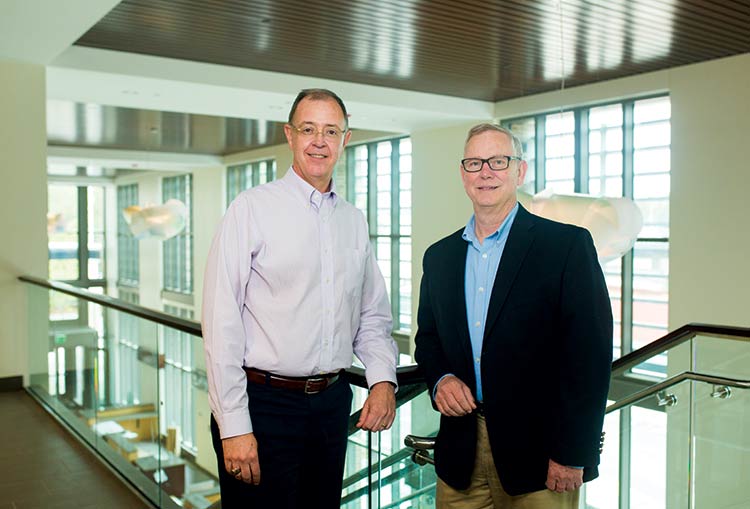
414 205 613 495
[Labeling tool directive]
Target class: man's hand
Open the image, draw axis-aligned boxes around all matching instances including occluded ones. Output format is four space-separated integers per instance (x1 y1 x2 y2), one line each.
356 381 396 431
434 375 476 417
545 459 583 492
222 433 261 485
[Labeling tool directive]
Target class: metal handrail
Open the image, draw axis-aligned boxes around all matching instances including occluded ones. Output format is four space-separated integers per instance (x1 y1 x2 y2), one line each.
19 275 426 389
605 371 750 413
20 276 750 391
19 275 201 336
403 370 750 459
612 323 750 376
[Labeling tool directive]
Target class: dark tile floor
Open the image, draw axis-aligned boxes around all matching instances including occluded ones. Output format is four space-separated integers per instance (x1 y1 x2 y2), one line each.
0 391 151 509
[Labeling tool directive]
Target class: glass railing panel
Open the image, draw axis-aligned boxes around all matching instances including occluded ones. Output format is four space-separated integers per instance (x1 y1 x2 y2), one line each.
27 284 101 446
154 322 220 508
690 379 750 509
691 333 750 380
629 403 669 508
373 389 438 508
342 384 378 508
585 380 691 509
610 339 691 408
343 385 438 508
25 284 222 508
99 298 165 506
582 407 620 509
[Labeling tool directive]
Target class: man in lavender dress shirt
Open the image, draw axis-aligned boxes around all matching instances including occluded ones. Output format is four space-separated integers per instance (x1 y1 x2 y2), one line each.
202 89 398 508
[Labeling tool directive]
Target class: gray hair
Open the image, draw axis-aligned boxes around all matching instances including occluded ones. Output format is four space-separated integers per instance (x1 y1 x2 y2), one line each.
465 123 524 160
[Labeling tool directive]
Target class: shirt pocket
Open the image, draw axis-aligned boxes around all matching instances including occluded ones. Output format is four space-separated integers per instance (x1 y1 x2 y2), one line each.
340 247 367 299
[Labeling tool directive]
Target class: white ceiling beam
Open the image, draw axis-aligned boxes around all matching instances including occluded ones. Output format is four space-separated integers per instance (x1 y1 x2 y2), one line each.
0 0 121 64
48 145 222 171
48 46 494 132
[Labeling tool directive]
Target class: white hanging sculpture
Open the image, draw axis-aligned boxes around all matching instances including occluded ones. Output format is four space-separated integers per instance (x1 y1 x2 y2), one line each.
122 199 187 240
518 190 643 263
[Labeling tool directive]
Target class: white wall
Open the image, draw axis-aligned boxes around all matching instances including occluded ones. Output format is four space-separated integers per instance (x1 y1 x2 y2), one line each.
666 53 750 509
668 54 750 329
0 60 48 383
409 121 485 343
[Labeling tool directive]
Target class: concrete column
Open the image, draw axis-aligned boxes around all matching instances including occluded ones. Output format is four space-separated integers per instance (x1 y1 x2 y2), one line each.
0 59 48 385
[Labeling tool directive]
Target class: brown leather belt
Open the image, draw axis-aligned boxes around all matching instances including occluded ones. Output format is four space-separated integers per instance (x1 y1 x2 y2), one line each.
244 367 342 394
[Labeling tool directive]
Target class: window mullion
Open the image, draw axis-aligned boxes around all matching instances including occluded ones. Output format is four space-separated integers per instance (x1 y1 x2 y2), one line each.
390 139 400 326
346 147 356 202
78 184 89 284
577 109 589 194
535 115 546 192
621 101 635 356
367 143 378 240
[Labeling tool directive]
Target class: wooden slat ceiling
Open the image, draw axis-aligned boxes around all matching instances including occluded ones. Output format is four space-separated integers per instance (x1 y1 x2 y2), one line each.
75 0 750 102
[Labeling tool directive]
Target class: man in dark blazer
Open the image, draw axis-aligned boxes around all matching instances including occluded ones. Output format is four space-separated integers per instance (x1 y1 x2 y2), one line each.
415 123 613 508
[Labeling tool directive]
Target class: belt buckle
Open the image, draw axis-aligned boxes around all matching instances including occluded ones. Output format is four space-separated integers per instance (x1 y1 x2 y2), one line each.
304 378 324 394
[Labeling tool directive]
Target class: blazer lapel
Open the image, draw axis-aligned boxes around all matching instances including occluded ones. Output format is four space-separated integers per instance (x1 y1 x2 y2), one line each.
443 231 474 366
484 205 536 340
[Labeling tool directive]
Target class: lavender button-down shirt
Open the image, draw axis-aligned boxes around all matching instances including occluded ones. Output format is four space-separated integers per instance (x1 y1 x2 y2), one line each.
202 169 397 438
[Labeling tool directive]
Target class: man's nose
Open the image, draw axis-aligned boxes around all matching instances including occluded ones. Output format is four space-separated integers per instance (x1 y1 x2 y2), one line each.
312 132 326 145
479 161 494 176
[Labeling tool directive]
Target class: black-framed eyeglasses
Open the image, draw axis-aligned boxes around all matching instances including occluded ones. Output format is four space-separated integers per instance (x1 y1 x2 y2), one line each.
461 156 521 172
289 123 346 140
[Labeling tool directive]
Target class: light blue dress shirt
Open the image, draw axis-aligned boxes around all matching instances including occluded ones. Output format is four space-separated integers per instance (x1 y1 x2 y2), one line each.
462 203 518 402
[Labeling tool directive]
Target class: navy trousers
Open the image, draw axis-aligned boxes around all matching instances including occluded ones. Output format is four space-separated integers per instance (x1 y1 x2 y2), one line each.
210 377 353 508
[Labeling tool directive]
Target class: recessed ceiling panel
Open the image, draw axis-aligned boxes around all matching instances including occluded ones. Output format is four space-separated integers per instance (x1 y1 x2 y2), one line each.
47 100 288 155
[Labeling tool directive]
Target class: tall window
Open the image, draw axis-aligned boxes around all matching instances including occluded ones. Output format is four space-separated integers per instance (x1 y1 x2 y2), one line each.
117 184 139 287
111 289 140 406
503 95 671 361
161 304 195 450
162 174 193 294
226 159 276 205
346 137 412 332
47 183 107 321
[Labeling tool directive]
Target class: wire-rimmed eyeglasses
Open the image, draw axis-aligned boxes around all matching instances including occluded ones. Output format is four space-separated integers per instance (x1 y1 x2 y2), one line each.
289 123 346 140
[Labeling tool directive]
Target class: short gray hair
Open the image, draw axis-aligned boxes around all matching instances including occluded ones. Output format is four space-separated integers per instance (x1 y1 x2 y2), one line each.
465 123 524 160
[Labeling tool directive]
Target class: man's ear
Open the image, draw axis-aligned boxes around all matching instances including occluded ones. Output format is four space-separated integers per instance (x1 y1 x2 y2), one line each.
517 160 529 186
283 123 294 148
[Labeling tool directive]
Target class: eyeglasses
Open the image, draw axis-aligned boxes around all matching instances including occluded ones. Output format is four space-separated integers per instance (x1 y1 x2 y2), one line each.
461 156 521 172
289 123 346 140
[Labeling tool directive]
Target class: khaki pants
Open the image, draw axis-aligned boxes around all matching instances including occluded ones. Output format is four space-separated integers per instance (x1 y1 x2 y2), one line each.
436 416 580 509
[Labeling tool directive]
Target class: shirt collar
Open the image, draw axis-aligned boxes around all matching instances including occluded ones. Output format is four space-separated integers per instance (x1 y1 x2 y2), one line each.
462 203 519 248
283 167 338 209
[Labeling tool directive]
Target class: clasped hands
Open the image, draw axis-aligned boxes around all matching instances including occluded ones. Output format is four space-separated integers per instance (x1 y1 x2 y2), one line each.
434 375 583 493
222 381 396 484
